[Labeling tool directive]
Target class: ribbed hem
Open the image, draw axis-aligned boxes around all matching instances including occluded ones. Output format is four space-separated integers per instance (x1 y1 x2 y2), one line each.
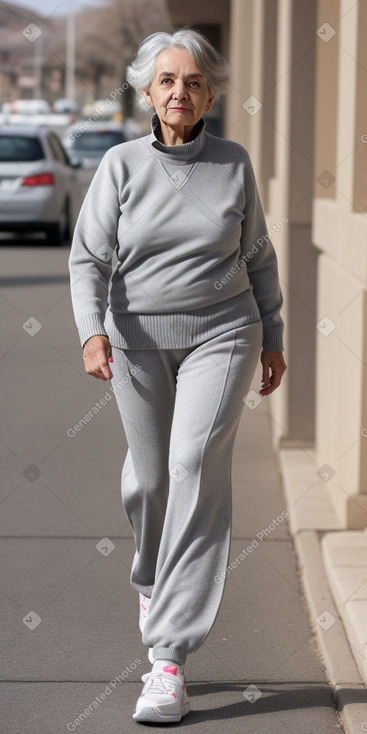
262 325 285 352
104 289 262 349
77 313 108 348
150 647 186 667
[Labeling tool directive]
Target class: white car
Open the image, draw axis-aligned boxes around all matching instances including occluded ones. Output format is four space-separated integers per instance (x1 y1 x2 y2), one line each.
63 120 138 169
0 125 81 245
2 99 51 115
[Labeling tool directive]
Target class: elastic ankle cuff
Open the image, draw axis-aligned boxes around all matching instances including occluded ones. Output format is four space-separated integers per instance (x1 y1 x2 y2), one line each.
151 647 186 666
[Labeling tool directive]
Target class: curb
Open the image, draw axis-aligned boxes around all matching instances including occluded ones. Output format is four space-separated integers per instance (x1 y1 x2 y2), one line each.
322 531 367 686
294 530 367 733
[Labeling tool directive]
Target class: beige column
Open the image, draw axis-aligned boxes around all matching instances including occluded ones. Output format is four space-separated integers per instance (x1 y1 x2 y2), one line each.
313 0 367 528
264 0 292 447
353 0 367 213
225 0 265 173
225 0 255 148
264 0 318 447
259 0 277 211
227 0 319 448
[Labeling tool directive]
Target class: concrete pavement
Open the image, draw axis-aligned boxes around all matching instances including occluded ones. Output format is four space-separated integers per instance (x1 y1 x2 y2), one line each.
0 242 353 733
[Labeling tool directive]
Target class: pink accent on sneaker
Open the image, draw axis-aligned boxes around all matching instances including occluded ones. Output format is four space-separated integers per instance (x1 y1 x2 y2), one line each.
163 665 178 676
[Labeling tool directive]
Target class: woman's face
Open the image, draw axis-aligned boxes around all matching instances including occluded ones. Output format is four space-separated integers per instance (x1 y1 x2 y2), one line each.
142 47 215 135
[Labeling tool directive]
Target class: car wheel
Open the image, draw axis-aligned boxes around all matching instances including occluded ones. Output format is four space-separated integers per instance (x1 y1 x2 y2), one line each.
64 198 71 241
45 199 70 246
45 221 64 246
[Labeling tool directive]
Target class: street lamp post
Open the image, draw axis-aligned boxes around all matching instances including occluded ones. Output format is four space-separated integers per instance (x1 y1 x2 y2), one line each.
33 32 42 98
65 8 76 100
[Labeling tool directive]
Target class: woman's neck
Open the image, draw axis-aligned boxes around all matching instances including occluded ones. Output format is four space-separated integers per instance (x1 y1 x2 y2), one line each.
157 120 198 147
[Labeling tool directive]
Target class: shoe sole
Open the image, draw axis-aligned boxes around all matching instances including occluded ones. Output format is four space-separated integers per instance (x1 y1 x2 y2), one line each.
133 701 190 723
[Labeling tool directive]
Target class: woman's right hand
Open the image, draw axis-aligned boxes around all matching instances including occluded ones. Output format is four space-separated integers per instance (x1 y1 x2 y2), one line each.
82 335 113 381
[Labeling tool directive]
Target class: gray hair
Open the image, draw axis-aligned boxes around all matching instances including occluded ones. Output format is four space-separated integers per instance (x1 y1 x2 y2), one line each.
126 28 230 112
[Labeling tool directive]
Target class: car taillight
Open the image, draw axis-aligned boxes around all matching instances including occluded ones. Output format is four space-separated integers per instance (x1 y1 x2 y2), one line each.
22 173 54 186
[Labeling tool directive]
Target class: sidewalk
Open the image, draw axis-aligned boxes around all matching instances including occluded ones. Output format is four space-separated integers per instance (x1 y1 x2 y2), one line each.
0 244 361 732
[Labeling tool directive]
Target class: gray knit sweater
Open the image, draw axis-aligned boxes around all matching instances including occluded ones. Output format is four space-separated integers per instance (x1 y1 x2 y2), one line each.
68 113 284 351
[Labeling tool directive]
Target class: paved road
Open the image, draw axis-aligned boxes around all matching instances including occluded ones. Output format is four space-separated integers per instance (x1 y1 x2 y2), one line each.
0 243 344 733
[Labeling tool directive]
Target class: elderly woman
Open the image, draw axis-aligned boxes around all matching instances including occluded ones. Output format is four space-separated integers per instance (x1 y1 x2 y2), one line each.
68 28 286 724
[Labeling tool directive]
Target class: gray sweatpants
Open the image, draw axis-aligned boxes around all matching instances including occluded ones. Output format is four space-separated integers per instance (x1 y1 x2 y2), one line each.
110 321 263 666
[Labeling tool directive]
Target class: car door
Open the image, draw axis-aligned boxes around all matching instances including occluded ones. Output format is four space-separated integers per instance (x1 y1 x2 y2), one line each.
46 132 81 230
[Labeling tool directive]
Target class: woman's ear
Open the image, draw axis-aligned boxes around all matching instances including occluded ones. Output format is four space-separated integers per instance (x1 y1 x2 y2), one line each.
206 93 216 111
141 88 154 108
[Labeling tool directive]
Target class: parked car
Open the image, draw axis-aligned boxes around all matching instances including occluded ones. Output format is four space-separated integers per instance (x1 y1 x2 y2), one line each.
2 99 51 115
81 100 122 120
53 98 80 115
0 125 80 245
62 121 137 169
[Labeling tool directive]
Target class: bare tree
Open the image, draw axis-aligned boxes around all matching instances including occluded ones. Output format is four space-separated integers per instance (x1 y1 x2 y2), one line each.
0 0 172 111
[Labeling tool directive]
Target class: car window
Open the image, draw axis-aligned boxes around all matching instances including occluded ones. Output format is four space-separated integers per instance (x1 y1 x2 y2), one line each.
71 131 125 152
0 136 44 162
47 132 69 165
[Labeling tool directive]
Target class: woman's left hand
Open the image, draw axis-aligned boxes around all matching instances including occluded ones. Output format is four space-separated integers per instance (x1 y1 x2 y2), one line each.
259 351 287 396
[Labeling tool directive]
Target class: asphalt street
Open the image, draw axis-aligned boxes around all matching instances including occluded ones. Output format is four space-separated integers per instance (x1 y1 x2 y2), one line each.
0 240 344 733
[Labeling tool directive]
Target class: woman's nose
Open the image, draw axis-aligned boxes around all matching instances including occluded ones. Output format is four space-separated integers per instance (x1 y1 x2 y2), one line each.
172 82 188 100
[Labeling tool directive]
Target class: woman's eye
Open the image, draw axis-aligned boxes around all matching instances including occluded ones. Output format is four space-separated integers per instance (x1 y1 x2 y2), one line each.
160 78 200 87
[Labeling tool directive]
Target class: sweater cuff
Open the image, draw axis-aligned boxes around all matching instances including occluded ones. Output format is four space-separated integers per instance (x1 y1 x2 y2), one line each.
77 313 108 348
262 325 284 352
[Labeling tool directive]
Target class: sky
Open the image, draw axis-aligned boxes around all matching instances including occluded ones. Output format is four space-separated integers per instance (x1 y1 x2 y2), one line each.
5 0 106 17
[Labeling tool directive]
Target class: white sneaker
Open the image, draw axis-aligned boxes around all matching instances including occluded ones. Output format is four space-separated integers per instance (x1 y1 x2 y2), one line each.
133 664 190 723
139 594 150 633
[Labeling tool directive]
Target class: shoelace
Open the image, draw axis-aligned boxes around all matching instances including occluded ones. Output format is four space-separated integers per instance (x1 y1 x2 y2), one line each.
143 672 181 696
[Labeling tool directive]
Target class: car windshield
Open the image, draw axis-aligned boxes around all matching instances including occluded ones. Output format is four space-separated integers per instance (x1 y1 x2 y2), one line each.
71 131 124 153
0 136 45 162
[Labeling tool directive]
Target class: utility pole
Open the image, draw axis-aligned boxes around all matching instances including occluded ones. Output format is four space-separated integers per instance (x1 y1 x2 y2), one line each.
33 32 42 98
65 6 76 100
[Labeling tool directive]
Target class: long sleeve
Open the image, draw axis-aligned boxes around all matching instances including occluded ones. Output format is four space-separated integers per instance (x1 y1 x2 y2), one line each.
68 150 121 348
241 153 285 352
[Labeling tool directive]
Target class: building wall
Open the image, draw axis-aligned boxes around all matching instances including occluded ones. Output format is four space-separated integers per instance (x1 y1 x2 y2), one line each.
166 0 367 528
226 0 367 528
227 0 318 446
313 0 367 527
166 0 230 55
166 0 230 135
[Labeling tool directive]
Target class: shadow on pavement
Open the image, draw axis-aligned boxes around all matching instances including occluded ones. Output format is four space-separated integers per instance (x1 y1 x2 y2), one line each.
161 681 347 726
0 233 71 249
0 273 71 286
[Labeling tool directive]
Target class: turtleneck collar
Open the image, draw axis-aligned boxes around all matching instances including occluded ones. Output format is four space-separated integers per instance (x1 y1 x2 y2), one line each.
147 112 207 163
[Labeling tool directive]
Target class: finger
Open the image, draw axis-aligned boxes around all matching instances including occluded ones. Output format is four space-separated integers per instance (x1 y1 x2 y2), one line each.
90 355 113 380
84 351 113 380
91 366 113 381
96 347 113 379
94 370 108 381
100 362 113 380
259 366 285 395
259 384 275 396
261 361 270 384
259 374 278 395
